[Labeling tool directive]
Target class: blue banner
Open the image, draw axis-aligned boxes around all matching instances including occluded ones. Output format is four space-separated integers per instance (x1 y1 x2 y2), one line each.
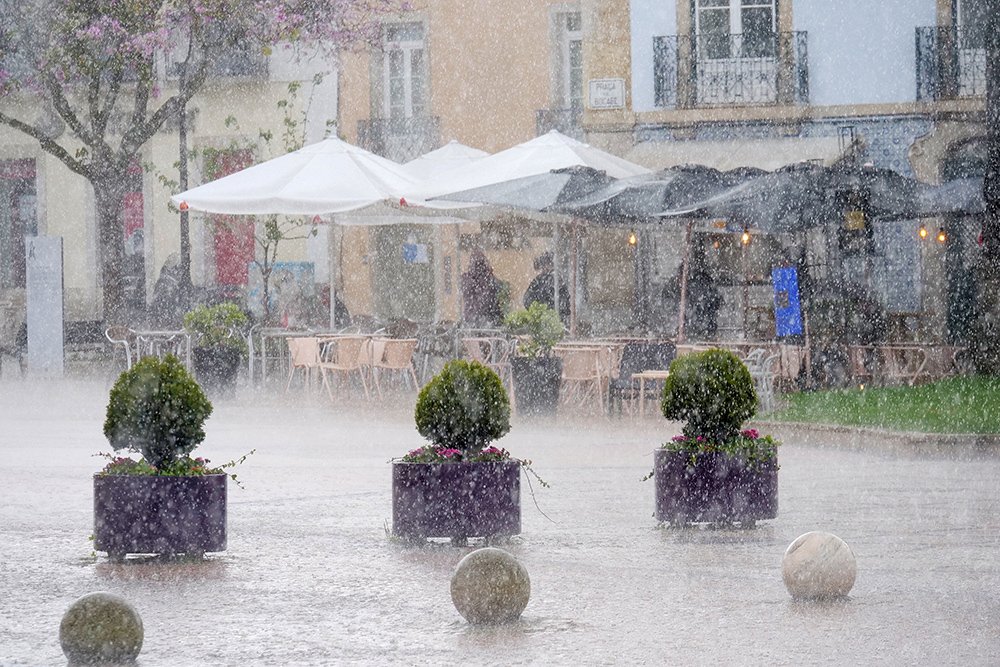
772 266 803 337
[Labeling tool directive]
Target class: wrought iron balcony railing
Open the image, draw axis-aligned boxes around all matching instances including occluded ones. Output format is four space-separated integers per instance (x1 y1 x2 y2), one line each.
536 107 583 140
357 116 440 163
653 31 809 109
915 25 986 101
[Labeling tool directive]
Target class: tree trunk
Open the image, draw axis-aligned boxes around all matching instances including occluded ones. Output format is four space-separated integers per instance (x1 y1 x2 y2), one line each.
94 184 128 327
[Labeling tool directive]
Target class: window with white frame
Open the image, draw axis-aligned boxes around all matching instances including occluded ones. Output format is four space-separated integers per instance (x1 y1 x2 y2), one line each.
695 0 776 60
383 22 426 119
555 10 583 109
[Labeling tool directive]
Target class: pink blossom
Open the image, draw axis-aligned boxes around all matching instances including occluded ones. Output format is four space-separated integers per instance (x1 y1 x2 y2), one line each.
741 429 759 439
671 435 686 442
436 448 462 459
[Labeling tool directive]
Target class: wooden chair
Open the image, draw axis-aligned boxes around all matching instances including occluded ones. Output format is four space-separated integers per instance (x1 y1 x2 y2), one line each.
373 338 420 399
285 337 321 392
319 336 371 401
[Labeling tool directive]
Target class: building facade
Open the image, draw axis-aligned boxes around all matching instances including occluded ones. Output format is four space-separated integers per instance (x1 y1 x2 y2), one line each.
582 0 988 342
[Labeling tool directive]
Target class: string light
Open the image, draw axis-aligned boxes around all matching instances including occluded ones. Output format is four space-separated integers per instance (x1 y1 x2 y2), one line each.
918 224 928 240
740 229 751 246
936 227 947 243
627 230 638 246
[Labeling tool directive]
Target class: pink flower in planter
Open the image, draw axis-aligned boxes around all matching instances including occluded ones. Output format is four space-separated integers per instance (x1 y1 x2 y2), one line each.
741 429 759 439
436 448 462 459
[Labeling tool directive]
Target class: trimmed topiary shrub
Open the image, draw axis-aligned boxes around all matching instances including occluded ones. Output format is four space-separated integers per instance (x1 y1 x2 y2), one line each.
661 348 756 442
413 359 511 458
103 355 213 470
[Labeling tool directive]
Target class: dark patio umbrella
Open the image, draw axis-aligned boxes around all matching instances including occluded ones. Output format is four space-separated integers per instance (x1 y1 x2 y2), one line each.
663 161 835 232
554 164 763 221
916 177 984 217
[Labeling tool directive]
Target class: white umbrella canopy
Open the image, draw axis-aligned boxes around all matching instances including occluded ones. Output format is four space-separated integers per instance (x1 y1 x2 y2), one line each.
171 136 422 215
401 139 489 180
412 130 650 203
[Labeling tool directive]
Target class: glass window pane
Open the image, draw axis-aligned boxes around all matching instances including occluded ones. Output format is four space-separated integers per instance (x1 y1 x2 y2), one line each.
741 7 775 57
569 40 583 107
566 11 581 32
385 22 423 43
698 8 731 59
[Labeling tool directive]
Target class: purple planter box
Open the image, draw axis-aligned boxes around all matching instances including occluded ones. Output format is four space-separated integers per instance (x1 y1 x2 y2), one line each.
654 449 778 525
94 474 227 559
392 461 521 540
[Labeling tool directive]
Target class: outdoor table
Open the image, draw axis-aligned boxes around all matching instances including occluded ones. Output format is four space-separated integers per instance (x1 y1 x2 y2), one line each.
132 329 192 370
632 369 671 417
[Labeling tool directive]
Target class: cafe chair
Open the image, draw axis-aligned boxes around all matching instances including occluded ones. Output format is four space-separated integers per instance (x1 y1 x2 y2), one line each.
319 336 371 401
372 338 420 399
285 336 321 393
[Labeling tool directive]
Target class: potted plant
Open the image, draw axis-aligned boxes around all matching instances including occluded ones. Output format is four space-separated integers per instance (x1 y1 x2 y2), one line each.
393 359 520 543
183 302 248 393
95 355 228 561
504 302 564 416
654 348 779 527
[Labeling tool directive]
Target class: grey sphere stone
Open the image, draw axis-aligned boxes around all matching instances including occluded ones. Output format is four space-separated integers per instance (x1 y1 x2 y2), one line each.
450 547 530 624
60 592 143 664
782 531 857 600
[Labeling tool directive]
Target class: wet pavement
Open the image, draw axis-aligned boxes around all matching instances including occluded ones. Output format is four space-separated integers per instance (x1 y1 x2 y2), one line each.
2 378 999 665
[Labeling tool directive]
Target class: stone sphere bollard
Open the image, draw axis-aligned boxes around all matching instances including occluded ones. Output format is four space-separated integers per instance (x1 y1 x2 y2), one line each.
450 547 530 624
782 531 857 600
59 592 143 664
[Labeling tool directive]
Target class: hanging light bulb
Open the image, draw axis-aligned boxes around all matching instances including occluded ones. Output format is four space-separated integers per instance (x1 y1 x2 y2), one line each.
918 224 928 240
936 227 947 243
741 229 751 246
712 239 721 250
627 230 638 246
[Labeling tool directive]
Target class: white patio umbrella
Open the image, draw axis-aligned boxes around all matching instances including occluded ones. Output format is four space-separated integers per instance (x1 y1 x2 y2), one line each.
171 136 422 215
401 139 488 181
171 136 431 331
414 130 650 334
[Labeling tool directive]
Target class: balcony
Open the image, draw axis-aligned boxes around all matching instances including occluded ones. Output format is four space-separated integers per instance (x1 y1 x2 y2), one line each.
357 116 440 163
915 25 986 101
653 32 808 109
536 108 583 140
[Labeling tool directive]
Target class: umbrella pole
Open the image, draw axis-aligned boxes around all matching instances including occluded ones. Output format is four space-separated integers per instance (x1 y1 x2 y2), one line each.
570 220 578 336
456 223 463 325
677 220 693 344
554 224 561 328
329 222 338 330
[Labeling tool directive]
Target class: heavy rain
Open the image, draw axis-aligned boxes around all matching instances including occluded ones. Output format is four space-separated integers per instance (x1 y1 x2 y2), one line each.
2 0 1000 664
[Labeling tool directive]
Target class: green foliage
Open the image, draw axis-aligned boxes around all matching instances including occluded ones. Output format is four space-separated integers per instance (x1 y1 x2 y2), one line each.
661 349 757 442
103 356 213 470
504 302 564 358
414 360 511 457
183 302 249 355
664 429 779 470
771 376 1000 434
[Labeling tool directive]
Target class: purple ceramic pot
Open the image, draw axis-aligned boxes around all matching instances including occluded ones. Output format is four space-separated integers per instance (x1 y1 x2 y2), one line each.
654 449 778 525
94 473 227 560
392 461 520 540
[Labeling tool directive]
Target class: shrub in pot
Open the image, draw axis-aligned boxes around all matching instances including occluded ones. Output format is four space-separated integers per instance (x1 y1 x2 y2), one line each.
183 302 248 393
503 302 564 416
654 348 779 527
393 359 521 542
96 355 229 561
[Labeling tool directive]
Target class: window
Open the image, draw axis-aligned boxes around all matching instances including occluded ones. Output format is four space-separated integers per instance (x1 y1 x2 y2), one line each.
695 0 776 59
556 11 583 109
0 159 36 290
383 22 426 119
